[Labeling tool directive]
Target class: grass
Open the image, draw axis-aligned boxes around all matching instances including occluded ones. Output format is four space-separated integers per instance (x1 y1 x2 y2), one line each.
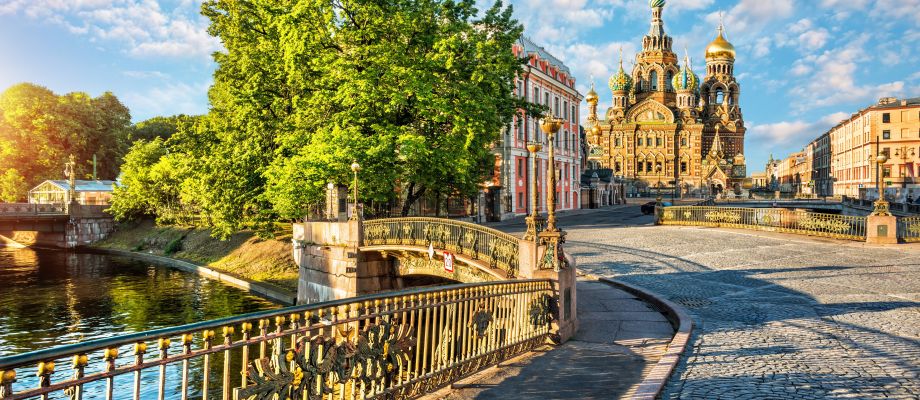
92 219 298 292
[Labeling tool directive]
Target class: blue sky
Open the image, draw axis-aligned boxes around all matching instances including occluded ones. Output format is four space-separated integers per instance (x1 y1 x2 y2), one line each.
1 0 918 172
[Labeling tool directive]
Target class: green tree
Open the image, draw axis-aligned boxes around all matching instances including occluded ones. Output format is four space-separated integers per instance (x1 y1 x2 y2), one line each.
0 83 133 198
107 138 193 224
192 0 538 236
131 115 193 142
0 169 28 202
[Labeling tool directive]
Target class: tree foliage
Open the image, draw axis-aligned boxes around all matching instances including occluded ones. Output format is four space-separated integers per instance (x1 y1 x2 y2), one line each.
0 83 132 201
131 115 191 142
110 0 537 238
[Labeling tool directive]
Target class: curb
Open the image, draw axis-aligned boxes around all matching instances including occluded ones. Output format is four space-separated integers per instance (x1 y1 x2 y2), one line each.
89 247 297 305
582 274 693 400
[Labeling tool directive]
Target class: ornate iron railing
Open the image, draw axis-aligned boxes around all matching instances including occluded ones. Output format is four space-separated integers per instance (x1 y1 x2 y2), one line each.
0 203 65 216
660 206 867 241
899 216 920 243
363 218 520 278
0 280 555 400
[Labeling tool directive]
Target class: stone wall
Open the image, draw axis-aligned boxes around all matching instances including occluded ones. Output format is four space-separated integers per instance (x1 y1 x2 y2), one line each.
65 217 115 248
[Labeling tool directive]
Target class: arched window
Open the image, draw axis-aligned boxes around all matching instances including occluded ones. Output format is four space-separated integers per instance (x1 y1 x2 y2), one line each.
666 71 674 91
715 89 724 104
650 70 659 91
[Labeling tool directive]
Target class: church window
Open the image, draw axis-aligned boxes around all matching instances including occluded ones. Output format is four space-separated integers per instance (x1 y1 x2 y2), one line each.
615 137 621 147
615 162 622 173
680 161 688 173
681 137 687 147
883 130 891 139
716 90 724 104
656 137 662 147
646 161 653 172
637 137 644 146
650 71 659 91
666 71 674 91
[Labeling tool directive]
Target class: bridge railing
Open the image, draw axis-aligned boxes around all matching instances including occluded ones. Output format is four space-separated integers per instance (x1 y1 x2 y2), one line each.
660 206 867 241
899 216 920 243
0 203 65 215
363 217 520 278
0 279 555 400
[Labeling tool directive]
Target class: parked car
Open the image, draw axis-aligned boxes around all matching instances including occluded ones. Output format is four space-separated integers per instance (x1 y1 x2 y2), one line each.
640 201 672 215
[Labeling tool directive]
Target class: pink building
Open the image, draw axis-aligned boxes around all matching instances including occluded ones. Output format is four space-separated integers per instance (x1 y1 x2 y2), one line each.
486 37 583 221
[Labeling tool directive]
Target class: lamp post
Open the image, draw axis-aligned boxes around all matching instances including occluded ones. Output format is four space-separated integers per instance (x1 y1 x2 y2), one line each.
655 164 663 203
524 142 544 241
871 154 891 216
64 154 76 214
349 161 361 220
540 116 564 233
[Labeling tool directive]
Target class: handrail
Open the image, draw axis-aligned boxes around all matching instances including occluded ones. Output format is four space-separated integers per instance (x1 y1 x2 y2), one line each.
899 216 920 243
363 217 520 278
0 279 555 400
661 206 867 241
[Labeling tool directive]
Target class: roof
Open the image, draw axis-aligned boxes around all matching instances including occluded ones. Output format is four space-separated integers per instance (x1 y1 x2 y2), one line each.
581 169 614 184
519 36 572 75
31 180 116 193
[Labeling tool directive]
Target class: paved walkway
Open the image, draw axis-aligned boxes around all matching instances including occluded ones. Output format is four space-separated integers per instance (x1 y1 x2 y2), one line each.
566 223 920 399
432 280 675 400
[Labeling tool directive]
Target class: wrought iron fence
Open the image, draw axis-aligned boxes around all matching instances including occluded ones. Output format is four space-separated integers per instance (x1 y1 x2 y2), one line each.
0 280 555 400
660 206 867 241
0 203 65 216
899 216 920 243
363 218 520 278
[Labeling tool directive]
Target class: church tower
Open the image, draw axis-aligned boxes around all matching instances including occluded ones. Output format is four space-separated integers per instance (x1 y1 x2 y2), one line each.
700 17 745 161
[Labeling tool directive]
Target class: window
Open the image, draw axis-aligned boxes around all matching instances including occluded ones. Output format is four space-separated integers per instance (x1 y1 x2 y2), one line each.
883 166 891 178
554 97 559 116
882 147 890 157
545 93 550 106
563 131 568 150
563 101 568 119
680 161 687 173
883 130 891 139
615 161 622 173
571 105 576 123
646 161 653 172
615 137 621 147
533 87 540 103
517 81 523 98
517 118 523 140
656 138 662 147
681 137 687 147
638 137 644 146
517 159 523 177
650 71 658 91
882 113 891 123
518 193 523 208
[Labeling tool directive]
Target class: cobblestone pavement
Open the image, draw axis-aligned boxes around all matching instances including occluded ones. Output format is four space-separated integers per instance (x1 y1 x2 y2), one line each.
535 205 920 399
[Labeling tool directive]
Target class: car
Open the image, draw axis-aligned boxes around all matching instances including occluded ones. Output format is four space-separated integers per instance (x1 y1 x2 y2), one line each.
640 201 672 215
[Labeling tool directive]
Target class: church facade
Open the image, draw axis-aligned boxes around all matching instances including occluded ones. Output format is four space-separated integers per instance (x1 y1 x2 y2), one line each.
586 0 746 196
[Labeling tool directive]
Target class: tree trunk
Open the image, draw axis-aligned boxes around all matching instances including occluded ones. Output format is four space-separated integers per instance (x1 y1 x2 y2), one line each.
401 183 427 217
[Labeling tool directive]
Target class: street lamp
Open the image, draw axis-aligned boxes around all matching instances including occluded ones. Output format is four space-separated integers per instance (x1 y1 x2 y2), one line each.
524 141 544 241
349 161 361 220
871 154 891 216
540 116 564 233
63 154 76 213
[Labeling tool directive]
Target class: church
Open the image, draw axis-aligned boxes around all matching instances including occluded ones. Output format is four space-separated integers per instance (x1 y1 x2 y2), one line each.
585 0 746 197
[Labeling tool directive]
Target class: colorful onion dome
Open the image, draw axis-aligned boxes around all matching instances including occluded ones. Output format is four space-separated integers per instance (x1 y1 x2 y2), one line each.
672 54 699 92
608 51 632 93
649 0 666 8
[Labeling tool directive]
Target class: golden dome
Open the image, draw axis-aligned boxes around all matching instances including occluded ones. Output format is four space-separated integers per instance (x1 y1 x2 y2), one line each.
705 28 735 60
586 82 598 103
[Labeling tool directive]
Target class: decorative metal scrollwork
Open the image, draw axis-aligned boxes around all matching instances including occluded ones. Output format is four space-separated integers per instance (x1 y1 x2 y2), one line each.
236 320 415 400
528 294 556 327
471 307 493 338
798 216 850 233
705 210 742 223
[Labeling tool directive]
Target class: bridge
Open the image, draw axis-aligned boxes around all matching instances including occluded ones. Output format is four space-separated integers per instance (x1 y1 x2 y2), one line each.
0 203 114 248
0 216 578 400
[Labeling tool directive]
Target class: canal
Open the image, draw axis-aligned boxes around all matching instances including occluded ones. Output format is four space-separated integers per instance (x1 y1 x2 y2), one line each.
0 247 280 358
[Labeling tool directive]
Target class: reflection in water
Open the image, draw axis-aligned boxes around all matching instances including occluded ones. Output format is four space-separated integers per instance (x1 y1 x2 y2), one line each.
0 247 280 357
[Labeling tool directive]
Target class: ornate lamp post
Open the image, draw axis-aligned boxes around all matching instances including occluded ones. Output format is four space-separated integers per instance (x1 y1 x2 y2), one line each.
63 154 76 213
536 115 567 272
523 142 544 241
349 161 361 220
872 154 891 216
540 116 564 233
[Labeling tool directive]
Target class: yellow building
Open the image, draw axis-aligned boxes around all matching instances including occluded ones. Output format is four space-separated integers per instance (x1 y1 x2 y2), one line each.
828 97 920 200
585 0 746 197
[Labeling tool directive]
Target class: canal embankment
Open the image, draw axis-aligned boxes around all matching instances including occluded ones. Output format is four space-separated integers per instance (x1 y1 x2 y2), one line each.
90 219 297 305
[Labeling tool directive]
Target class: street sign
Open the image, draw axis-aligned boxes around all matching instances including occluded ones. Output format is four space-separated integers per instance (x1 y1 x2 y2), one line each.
443 252 454 273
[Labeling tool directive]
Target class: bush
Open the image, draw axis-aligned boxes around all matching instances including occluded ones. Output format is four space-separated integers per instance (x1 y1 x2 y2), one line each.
164 237 183 255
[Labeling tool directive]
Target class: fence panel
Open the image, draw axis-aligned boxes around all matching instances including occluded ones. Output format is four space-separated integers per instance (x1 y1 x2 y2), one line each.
661 206 867 241
899 216 920 243
0 280 555 400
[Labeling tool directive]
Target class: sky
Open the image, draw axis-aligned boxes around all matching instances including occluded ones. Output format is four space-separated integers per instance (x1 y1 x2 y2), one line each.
0 0 918 172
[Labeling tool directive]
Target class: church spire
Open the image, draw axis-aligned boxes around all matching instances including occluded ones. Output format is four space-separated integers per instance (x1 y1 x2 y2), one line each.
710 126 725 160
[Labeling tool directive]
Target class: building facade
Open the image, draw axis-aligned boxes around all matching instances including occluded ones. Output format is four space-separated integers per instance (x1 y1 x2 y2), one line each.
585 0 746 197
489 37 583 220
772 97 920 201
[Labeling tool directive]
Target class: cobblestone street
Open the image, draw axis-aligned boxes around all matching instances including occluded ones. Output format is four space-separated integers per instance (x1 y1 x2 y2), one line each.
542 206 920 399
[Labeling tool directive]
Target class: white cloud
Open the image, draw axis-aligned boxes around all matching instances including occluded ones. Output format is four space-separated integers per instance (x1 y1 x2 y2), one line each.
0 0 220 59
749 111 850 145
872 0 920 24
122 70 171 79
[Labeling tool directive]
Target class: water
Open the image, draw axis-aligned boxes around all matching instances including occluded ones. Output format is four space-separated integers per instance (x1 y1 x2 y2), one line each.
0 247 281 357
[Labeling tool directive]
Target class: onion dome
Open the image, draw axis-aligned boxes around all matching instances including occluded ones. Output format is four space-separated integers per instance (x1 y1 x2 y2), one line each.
672 54 699 92
608 51 632 93
649 0 666 8
586 81 598 103
705 22 735 60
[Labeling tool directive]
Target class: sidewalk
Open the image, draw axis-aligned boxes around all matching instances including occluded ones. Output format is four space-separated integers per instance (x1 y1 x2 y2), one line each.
426 279 677 400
